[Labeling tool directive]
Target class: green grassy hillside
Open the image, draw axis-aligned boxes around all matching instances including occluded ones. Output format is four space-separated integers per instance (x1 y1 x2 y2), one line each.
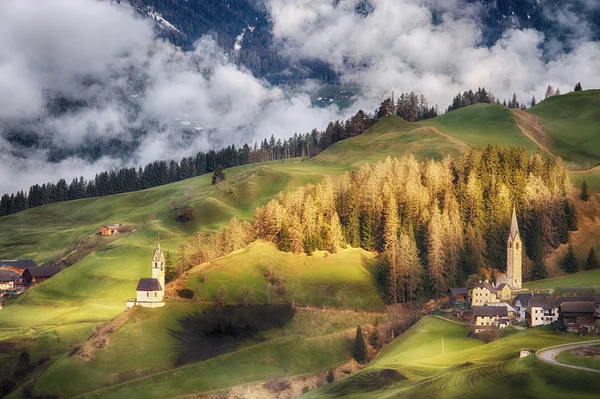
3 91 600 398
32 302 378 398
181 241 384 311
423 103 540 152
304 317 600 399
528 90 600 165
314 115 465 167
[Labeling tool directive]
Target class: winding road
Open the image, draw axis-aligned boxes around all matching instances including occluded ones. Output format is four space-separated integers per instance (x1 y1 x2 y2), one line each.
536 340 600 374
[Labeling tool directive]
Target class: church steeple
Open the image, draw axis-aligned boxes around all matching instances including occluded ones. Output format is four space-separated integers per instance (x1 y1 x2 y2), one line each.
509 207 520 241
152 240 165 291
507 207 522 289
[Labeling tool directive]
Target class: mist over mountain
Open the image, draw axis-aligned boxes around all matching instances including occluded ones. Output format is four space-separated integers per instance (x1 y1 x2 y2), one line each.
1 0 600 194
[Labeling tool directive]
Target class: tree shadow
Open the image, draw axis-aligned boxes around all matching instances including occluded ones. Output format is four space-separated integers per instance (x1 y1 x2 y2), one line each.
168 304 295 365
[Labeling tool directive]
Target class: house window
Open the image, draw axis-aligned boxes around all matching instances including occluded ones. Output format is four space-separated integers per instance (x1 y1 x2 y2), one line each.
146 292 149 297
154 292 157 297
535 317 538 320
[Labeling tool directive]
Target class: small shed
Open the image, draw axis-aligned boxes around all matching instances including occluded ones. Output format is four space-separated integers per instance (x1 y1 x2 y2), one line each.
448 287 469 305
101 224 120 236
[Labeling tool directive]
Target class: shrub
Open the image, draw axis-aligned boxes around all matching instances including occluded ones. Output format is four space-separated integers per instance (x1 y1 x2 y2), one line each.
327 369 335 383
177 288 194 299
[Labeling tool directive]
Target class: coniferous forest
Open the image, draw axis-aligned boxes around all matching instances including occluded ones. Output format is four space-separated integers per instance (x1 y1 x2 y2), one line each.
0 110 377 217
177 147 576 304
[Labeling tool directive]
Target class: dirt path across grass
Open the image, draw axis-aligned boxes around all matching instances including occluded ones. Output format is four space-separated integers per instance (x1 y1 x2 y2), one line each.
537 340 600 374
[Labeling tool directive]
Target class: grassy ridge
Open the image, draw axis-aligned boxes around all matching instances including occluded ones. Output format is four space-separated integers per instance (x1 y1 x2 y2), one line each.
33 303 378 398
304 317 600 399
184 241 384 311
423 104 540 152
528 90 600 165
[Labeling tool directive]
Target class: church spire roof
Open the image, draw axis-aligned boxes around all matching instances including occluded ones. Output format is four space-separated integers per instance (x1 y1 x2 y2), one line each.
509 207 519 240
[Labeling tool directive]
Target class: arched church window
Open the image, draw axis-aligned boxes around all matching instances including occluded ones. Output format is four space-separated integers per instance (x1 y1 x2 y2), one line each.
508 242 512 248
516 243 519 250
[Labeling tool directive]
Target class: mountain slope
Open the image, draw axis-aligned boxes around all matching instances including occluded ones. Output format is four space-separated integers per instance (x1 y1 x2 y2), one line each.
527 90 600 166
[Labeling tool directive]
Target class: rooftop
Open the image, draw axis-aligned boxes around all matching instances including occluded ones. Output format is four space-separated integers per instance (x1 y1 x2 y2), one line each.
473 306 508 318
560 301 596 314
136 278 162 292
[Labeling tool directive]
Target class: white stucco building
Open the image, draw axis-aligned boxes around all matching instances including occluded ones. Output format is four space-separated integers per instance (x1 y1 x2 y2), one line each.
135 242 166 308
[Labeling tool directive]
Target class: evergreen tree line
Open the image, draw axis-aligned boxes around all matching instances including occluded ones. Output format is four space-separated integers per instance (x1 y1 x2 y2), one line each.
252 147 575 302
0 110 377 218
375 92 439 121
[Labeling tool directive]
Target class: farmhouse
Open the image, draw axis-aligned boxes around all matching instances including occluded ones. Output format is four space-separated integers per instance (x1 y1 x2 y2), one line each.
100 224 120 236
559 301 596 334
483 302 517 320
447 287 469 305
28 266 61 284
471 281 500 306
0 271 16 290
0 266 32 288
472 306 509 333
134 242 165 308
527 296 559 327
513 293 549 322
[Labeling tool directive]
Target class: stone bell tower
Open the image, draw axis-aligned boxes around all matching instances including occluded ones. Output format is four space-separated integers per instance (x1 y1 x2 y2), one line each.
152 241 165 291
506 207 522 289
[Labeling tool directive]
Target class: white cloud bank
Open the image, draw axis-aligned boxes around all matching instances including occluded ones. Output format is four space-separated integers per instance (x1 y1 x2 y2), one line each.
1 0 600 194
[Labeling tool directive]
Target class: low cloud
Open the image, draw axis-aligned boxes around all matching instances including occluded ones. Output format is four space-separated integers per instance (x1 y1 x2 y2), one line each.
1 0 600 194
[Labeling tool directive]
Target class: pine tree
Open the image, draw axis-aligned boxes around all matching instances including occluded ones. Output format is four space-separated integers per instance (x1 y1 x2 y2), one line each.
164 250 177 283
565 200 578 231
353 325 368 364
530 95 537 107
574 82 583 92
211 165 226 185
580 180 589 201
585 248 599 270
369 321 381 349
561 243 579 274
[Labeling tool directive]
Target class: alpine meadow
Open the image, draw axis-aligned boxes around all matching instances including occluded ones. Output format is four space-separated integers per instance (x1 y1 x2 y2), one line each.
2 1 600 399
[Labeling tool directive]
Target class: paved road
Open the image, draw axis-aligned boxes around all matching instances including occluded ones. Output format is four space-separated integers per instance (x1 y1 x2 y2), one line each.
537 340 600 374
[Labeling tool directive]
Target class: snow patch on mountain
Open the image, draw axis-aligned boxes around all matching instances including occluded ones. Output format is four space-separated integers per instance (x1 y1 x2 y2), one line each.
146 9 180 33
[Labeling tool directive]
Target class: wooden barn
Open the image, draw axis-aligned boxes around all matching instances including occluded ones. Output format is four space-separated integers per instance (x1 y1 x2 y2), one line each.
447 287 469 305
28 266 61 284
101 224 120 236
560 301 597 334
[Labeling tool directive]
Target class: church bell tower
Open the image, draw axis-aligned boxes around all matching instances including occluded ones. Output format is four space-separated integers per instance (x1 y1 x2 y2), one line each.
506 207 522 289
152 241 165 291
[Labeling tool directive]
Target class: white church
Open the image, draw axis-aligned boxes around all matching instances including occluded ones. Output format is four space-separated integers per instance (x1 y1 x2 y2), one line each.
133 241 166 308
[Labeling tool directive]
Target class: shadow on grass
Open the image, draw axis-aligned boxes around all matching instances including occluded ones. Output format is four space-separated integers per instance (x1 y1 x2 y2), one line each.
169 304 295 365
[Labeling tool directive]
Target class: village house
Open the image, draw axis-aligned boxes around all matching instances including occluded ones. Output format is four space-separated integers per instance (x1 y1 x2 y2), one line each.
134 242 166 308
0 271 16 290
0 266 32 288
559 301 597 334
483 302 517 320
447 288 469 306
527 296 559 327
28 266 61 284
472 306 509 333
513 293 549 322
471 281 500 306
100 224 121 236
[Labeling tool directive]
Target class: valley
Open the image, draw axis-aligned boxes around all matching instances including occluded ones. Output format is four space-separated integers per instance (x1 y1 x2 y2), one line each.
1 92 600 398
